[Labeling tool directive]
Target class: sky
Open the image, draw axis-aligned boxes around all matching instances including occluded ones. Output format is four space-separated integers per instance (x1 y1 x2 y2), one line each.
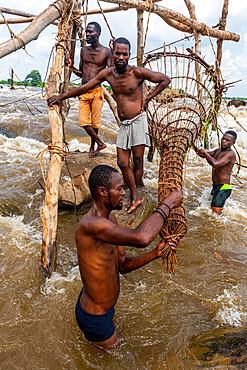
0 0 246 97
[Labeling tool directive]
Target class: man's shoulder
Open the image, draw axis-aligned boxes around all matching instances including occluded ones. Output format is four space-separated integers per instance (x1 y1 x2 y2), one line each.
222 148 236 158
216 148 236 162
101 44 111 53
77 212 114 234
229 148 236 160
132 66 151 78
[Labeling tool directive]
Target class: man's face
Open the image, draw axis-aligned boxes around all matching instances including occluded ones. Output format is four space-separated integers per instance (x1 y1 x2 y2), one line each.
221 133 235 150
113 43 130 70
106 172 126 211
85 25 99 45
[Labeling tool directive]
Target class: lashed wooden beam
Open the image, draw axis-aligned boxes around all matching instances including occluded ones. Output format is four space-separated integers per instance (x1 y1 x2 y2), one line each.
0 7 37 18
0 5 128 19
0 17 41 25
102 0 240 42
0 1 64 59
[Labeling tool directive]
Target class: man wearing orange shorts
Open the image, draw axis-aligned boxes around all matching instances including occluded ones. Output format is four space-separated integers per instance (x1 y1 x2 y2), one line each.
67 22 111 157
79 86 104 132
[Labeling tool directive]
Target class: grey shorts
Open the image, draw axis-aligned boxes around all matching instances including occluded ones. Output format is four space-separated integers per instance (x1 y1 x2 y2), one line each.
116 112 151 150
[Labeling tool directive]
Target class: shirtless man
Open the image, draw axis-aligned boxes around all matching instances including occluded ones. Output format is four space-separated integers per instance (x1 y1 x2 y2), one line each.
48 37 171 213
75 164 183 348
67 21 111 157
193 130 237 214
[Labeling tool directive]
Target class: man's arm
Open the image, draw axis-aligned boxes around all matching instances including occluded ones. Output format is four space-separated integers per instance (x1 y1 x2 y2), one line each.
86 191 183 248
106 47 112 68
138 67 171 111
65 57 83 78
202 150 235 168
192 143 217 158
193 144 235 168
47 68 109 106
118 237 178 274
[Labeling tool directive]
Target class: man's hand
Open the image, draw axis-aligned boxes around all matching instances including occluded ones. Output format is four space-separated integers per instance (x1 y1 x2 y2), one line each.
141 98 149 112
47 95 62 107
156 237 179 257
192 142 206 158
163 190 183 209
64 56 73 68
109 38 115 53
196 148 206 158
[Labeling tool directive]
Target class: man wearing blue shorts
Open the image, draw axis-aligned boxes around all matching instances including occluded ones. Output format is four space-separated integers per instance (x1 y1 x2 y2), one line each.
75 165 183 348
193 130 237 214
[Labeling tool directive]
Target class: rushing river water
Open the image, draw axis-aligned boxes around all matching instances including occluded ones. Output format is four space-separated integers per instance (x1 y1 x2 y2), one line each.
0 86 247 369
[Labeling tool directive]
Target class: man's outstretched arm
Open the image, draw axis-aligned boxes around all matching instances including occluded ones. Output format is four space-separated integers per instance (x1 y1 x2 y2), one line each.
118 237 178 274
47 68 108 106
85 191 183 248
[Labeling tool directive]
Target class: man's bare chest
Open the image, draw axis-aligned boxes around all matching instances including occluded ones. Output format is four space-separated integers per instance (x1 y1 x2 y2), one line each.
109 74 142 96
83 50 106 67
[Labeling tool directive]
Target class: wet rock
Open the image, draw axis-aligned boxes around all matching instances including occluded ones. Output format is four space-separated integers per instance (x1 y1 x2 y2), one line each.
0 128 18 138
58 151 119 207
113 188 154 228
186 326 247 368
227 99 246 108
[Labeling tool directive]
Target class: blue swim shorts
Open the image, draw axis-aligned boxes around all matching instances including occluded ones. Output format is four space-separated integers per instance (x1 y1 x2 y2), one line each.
75 290 115 342
211 184 232 208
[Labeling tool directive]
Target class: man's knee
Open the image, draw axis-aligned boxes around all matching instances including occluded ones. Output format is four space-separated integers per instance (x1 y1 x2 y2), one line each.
133 156 143 170
82 125 92 133
117 154 129 170
117 157 128 170
92 330 119 349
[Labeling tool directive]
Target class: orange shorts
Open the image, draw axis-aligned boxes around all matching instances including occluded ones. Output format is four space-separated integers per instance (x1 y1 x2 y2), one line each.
79 86 104 129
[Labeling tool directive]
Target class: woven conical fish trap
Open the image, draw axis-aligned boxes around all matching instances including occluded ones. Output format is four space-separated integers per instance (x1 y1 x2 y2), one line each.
143 47 223 272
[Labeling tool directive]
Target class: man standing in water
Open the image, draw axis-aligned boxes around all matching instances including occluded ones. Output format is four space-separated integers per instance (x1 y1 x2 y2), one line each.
48 37 171 213
75 164 183 348
193 130 237 214
67 21 111 157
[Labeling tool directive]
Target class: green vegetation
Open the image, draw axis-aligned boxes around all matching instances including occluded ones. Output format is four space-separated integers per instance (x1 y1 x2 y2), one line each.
0 69 43 87
0 79 24 86
24 70 42 86
223 97 247 101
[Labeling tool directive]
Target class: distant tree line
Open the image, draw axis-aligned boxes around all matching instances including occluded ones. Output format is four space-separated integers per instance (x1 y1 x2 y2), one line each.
0 69 83 88
0 69 42 87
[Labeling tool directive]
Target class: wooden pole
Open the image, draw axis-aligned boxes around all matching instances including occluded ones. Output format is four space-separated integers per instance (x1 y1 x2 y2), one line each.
184 0 202 100
41 0 82 276
137 9 144 67
0 5 128 22
41 30 68 276
0 17 37 25
10 68 14 89
102 86 120 126
0 7 39 18
216 0 229 79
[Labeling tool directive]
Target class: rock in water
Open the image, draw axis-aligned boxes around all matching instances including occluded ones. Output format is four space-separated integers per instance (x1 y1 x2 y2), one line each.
186 326 247 368
0 128 17 138
58 151 119 207
227 99 246 108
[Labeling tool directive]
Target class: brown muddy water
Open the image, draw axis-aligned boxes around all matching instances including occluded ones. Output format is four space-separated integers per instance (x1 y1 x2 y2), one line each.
0 87 247 369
